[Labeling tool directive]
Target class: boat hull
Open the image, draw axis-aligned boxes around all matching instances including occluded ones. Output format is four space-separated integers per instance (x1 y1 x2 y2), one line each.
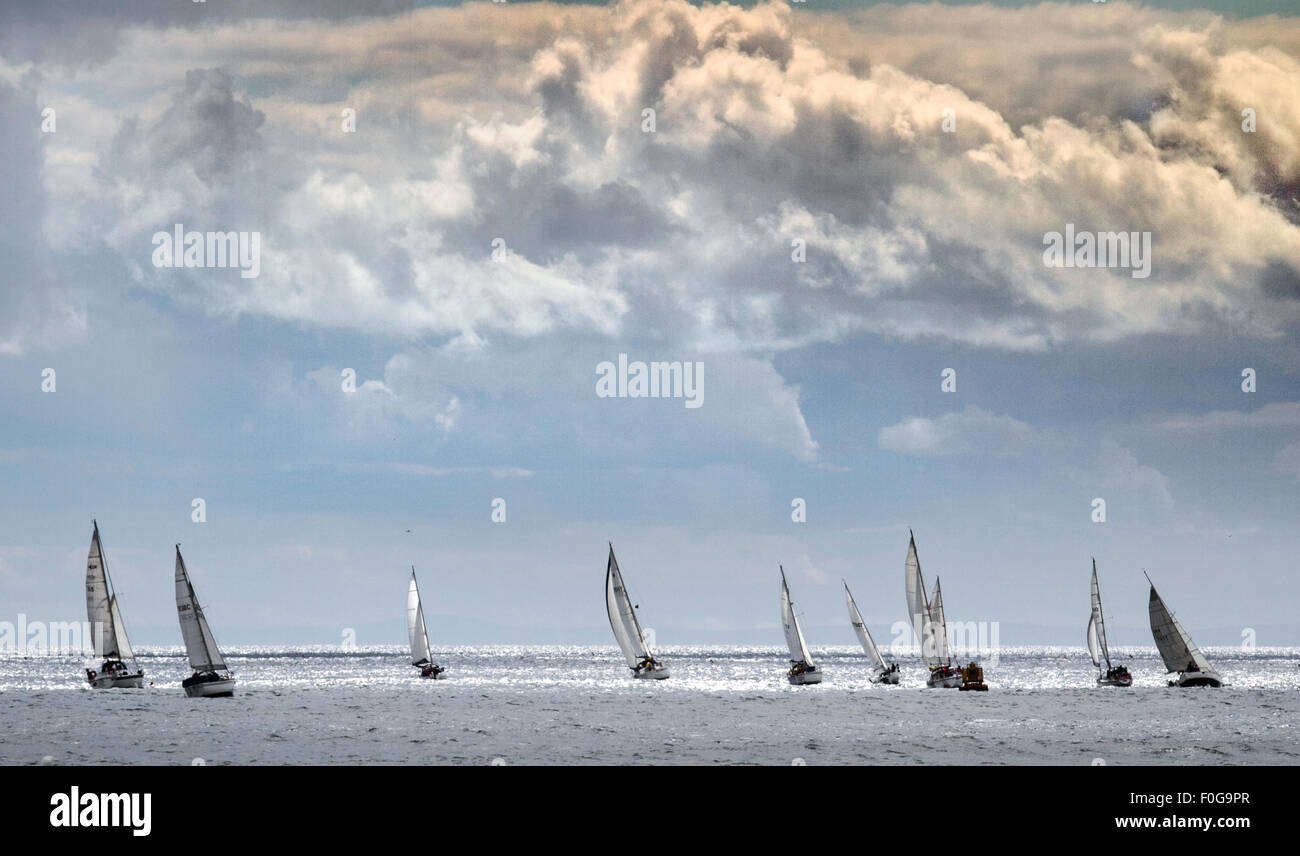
184 678 236 698
1097 676 1132 687
926 670 962 688
87 672 144 689
1170 672 1222 688
875 670 900 685
636 667 670 680
788 669 823 685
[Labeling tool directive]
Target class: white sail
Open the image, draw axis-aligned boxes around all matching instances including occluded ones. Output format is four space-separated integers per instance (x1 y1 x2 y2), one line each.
1086 613 1101 668
780 566 813 665
606 546 652 668
1089 560 1110 670
929 578 951 666
1148 583 1215 675
844 581 886 670
109 596 135 662
407 570 434 667
174 547 226 672
903 532 936 669
85 522 121 660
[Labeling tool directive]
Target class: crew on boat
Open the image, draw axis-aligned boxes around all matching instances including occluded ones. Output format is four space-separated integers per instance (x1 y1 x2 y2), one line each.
420 663 444 678
634 655 662 674
789 659 813 676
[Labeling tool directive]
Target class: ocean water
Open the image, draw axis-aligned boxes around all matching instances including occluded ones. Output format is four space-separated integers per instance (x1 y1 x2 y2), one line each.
2 646 1298 765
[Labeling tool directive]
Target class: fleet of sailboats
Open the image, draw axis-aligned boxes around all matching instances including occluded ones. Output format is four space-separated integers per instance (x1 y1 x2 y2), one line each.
83 521 144 689
1087 560 1131 687
844 580 898 684
780 566 822 684
175 546 236 697
68 521 1243 691
408 568 445 679
605 544 669 679
1146 573 1222 688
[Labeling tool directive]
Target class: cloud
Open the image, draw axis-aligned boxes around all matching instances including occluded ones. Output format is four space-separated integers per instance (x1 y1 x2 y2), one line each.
1276 441 1300 479
878 405 1033 457
1068 439 1175 510
300 363 461 442
2 0 1289 362
0 78 86 354
1154 401 1300 432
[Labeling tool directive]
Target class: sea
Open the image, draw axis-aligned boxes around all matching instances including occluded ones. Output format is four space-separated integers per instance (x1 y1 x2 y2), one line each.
3 646 1298 765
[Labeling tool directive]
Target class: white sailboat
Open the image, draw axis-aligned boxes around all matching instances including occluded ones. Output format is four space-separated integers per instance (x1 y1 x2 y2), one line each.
844 580 899 684
1088 559 1131 687
903 531 961 688
408 568 445 679
83 521 144 689
175 546 236 698
1146 573 1222 688
780 566 822 685
605 544 668 679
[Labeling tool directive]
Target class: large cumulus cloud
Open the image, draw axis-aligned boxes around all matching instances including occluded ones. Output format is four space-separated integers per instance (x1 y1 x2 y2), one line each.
8 0 1300 461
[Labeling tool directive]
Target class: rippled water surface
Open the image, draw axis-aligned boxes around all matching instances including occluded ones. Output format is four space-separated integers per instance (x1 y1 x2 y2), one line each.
3 646 1298 765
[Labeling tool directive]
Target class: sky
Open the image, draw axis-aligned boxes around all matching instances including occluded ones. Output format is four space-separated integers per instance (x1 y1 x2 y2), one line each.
1 0 1298 650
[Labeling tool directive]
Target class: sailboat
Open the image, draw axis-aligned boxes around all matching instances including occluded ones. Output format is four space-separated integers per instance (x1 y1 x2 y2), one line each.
175 546 236 698
1146 573 1222 688
605 544 668 679
780 566 822 685
83 521 144 689
408 568 445 679
903 531 961 688
1087 559 1131 687
844 580 899 684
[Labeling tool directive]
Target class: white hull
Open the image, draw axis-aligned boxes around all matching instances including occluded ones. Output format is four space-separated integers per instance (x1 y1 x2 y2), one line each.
788 670 823 685
1170 671 1222 688
184 677 236 698
635 667 670 680
927 671 962 688
88 672 144 689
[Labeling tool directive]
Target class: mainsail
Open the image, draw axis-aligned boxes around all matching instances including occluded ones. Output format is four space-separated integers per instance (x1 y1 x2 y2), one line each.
1089 559 1110 670
904 532 933 668
780 566 813 665
844 581 886 671
407 569 434 667
606 545 653 668
1148 580 1214 675
174 547 227 672
85 522 123 660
